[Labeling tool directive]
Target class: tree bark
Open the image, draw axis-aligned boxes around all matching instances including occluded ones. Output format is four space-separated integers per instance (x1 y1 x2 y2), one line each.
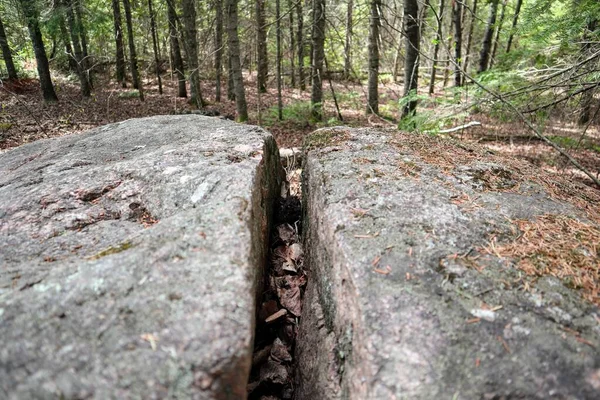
182 0 203 107
111 0 126 86
256 0 268 93
393 3 404 83
296 0 305 90
578 19 597 125
18 0 58 102
505 0 522 54
344 0 353 80
402 0 420 118
309 0 315 86
367 0 381 114
148 0 162 94
478 0 498 73
453 0 462 86
227 53 235 100
429 0 445 94
0 15 18 80
74 0 92 88
276 0 283 119
226 0 248 121
462 0 478 75
443 4 453 88
311 0 326 120
288 0 296 88
58 14 78 73
122 0 143 101
490 0 507 68
167 0 186 97
66 0 91 97
215 0 224 101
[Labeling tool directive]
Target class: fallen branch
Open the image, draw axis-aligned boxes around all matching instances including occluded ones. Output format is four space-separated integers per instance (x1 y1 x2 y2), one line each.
463 71 600 187
438 121 482 134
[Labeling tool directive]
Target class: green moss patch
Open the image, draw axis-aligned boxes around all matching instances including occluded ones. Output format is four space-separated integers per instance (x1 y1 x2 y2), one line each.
88 241 134 260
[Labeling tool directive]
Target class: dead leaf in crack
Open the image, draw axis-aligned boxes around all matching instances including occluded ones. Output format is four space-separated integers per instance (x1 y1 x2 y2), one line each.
282 263 297 274
272 243 304 275
259 358 289 385
271 338 292 363
275 276 304 316
252 345 273 368
271 245 295 275
273 223 297 245
278 285 301 316
289 243 304 265
280 320 297 342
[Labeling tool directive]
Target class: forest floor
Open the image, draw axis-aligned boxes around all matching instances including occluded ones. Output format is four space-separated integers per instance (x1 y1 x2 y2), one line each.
1 71 599 189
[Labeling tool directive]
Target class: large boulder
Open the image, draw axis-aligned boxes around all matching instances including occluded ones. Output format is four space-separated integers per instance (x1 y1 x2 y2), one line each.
297 127 600 399
0 115 283 399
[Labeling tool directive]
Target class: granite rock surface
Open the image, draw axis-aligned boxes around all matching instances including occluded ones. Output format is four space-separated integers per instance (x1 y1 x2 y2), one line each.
0 115 283 400
297 127 600 400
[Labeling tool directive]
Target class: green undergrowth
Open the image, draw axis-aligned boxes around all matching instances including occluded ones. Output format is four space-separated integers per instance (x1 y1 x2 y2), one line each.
549 135 600 153
263 101 314 127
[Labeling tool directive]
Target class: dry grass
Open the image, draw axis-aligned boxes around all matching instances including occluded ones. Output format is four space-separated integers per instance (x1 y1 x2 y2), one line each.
389 131 600 223
390 132 600 306
496 215 600 306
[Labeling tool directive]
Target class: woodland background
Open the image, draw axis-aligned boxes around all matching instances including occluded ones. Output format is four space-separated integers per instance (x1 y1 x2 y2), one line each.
0 0 599 187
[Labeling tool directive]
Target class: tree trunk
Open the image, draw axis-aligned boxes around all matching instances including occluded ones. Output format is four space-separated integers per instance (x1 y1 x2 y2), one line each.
66 0 91 97
344 0 353 80
443 3 453 88
0 15 18 80
429 0 444 94
227 53 235 100
478 0 498 74
288 0 296 88
148 0 162 94
505 0 523 54
311 0 326 120
226 0 248 121
111 0 126 86
402 0 420 118
215 0 224 101
123 0 143 101
58 15 78 73
490 0 507 68
276 0 283 119
256 0 268 93
74 0 92 88
182 0 203 107
367 0 381 114
296 0 305 90
453 0 462 86
18 0 58 102
462 0 478 76
309 0 315 86
393 4 404 83
167 0 186 97
579 19 597 125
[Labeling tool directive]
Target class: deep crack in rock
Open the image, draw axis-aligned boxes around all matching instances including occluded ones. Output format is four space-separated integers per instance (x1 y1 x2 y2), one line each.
248 175 304 400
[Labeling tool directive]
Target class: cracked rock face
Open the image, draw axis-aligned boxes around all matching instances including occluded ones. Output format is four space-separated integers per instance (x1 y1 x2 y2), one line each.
0 115 282 399
297 127 600 400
